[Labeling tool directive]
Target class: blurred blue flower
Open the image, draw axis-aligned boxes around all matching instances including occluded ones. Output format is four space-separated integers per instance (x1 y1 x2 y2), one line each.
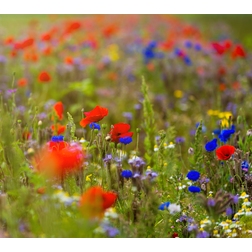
188 186 201 193
89 123 101 130
51 135 64 142
184 56 192 66
184 40 192 48
218 128 235 143
121 170 133 179
158 201 170 210
119 137 133 145
194 43 202 51
187 171 200 181
207 198 215 206
226 207 233 216
196 231 209 238
205 139 218 151
212 129 221 135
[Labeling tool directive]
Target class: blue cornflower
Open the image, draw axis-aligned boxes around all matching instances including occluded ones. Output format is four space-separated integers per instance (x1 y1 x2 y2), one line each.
119 137 132 145
186 171 200 181
89 123 101 130
184 40 192 48
158 201 170 210
148 40 158 49
121 170 133 179
184 56 192 66
218 128 235 143
194 43 202 51
207 198 215 207
226 207 233 216
212 129 221 135
205 139 218 151
51 135 64 142
188 186 201 193
241 161 249 173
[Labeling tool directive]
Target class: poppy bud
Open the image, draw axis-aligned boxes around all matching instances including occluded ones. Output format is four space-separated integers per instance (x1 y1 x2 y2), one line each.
94 129 99 134
17 120 22 124
237 115 242 124
110 142 115 148
102 124 107 129
10 129 15 135
117 143 122 149
136 128 141 133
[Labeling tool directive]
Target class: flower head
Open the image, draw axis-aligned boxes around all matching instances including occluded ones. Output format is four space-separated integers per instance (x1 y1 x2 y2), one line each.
53 102 64 120
188 186 201 193
89 123 101 130
38 71 51 82
79 186 117 219
186 171 200 181
119 137 132 145
80 106 108 128
110 123 133 143
158 201 170 210
205 139 218 151
216 145 235 160
121 170 133 179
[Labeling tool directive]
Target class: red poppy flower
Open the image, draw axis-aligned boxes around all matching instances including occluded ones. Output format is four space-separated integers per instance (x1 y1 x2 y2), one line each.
41 33 51 41
17 78 28 87
23 131 31 140
216 145 235 160
212 42 225 55
53 102 64 120
173 233 179 238
231 45 246 59
79 186 117 218
37 187 46 194
51 123 66 135
38 71 51 82
109 123 133 143
4 36 14 45
64 57 73 65
80 105 108 128
35 142 84 178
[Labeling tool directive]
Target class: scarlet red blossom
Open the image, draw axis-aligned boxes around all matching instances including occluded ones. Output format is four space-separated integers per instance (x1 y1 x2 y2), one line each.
216 145 235 160
64 57 73 65
51 123 66 135
109 123 133 143
35 141 84 178
212 42 225 55
231 45 246 59
38 71 51 82
80 105 108 128
173 233 179 238
17 78 28 87
79 186 117 218
53 102 64 120
23 131 31 140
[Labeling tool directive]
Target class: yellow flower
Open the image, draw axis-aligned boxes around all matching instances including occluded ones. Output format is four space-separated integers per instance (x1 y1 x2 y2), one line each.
224 226 229 230
242 205 246 209
241 192 246 197
244 198 249 202
27 148 34 154
169 142 174 145
233 229 237 233
163 143 167 147
86 174 92 182
213 230 218 235
209 194 212 197
199 228 204 232
174 90 183 98
167 195 170 198
164 163 167 166
207 109 214 116
147 166 151 169
234 214 238 218
226 219 232 224
154 145 158 148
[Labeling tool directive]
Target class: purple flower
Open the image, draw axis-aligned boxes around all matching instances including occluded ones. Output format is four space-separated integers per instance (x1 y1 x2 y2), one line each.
196 231 209 238
188 224 198 232
7 89 17 93
226 207 233 216
232 195 239 204
175 137 185 143
207 198 215 207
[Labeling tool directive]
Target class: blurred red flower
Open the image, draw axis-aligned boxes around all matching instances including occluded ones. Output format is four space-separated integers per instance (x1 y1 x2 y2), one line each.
173 233 179 238
51 123 66 135
64 57 73 65
79 186 117 218
216 145 235 160
35 141 84 178
231 45 246 59
80 105 108 128
53 101 64 120
109 123 133 143
17 78 28 87
38 71 51 82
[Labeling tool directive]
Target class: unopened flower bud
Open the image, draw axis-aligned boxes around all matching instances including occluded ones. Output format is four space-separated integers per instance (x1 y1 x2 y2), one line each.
94 129 99 134
102 124 107 129
117 143 122 149
38 120 42 126
136 128 141 133
110 142 115 148
188 147 194 155
10 129 15 135
237 115 242 124
17 120 22 124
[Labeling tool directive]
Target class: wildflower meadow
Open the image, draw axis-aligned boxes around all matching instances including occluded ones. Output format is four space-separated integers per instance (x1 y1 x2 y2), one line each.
1 13 252 240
